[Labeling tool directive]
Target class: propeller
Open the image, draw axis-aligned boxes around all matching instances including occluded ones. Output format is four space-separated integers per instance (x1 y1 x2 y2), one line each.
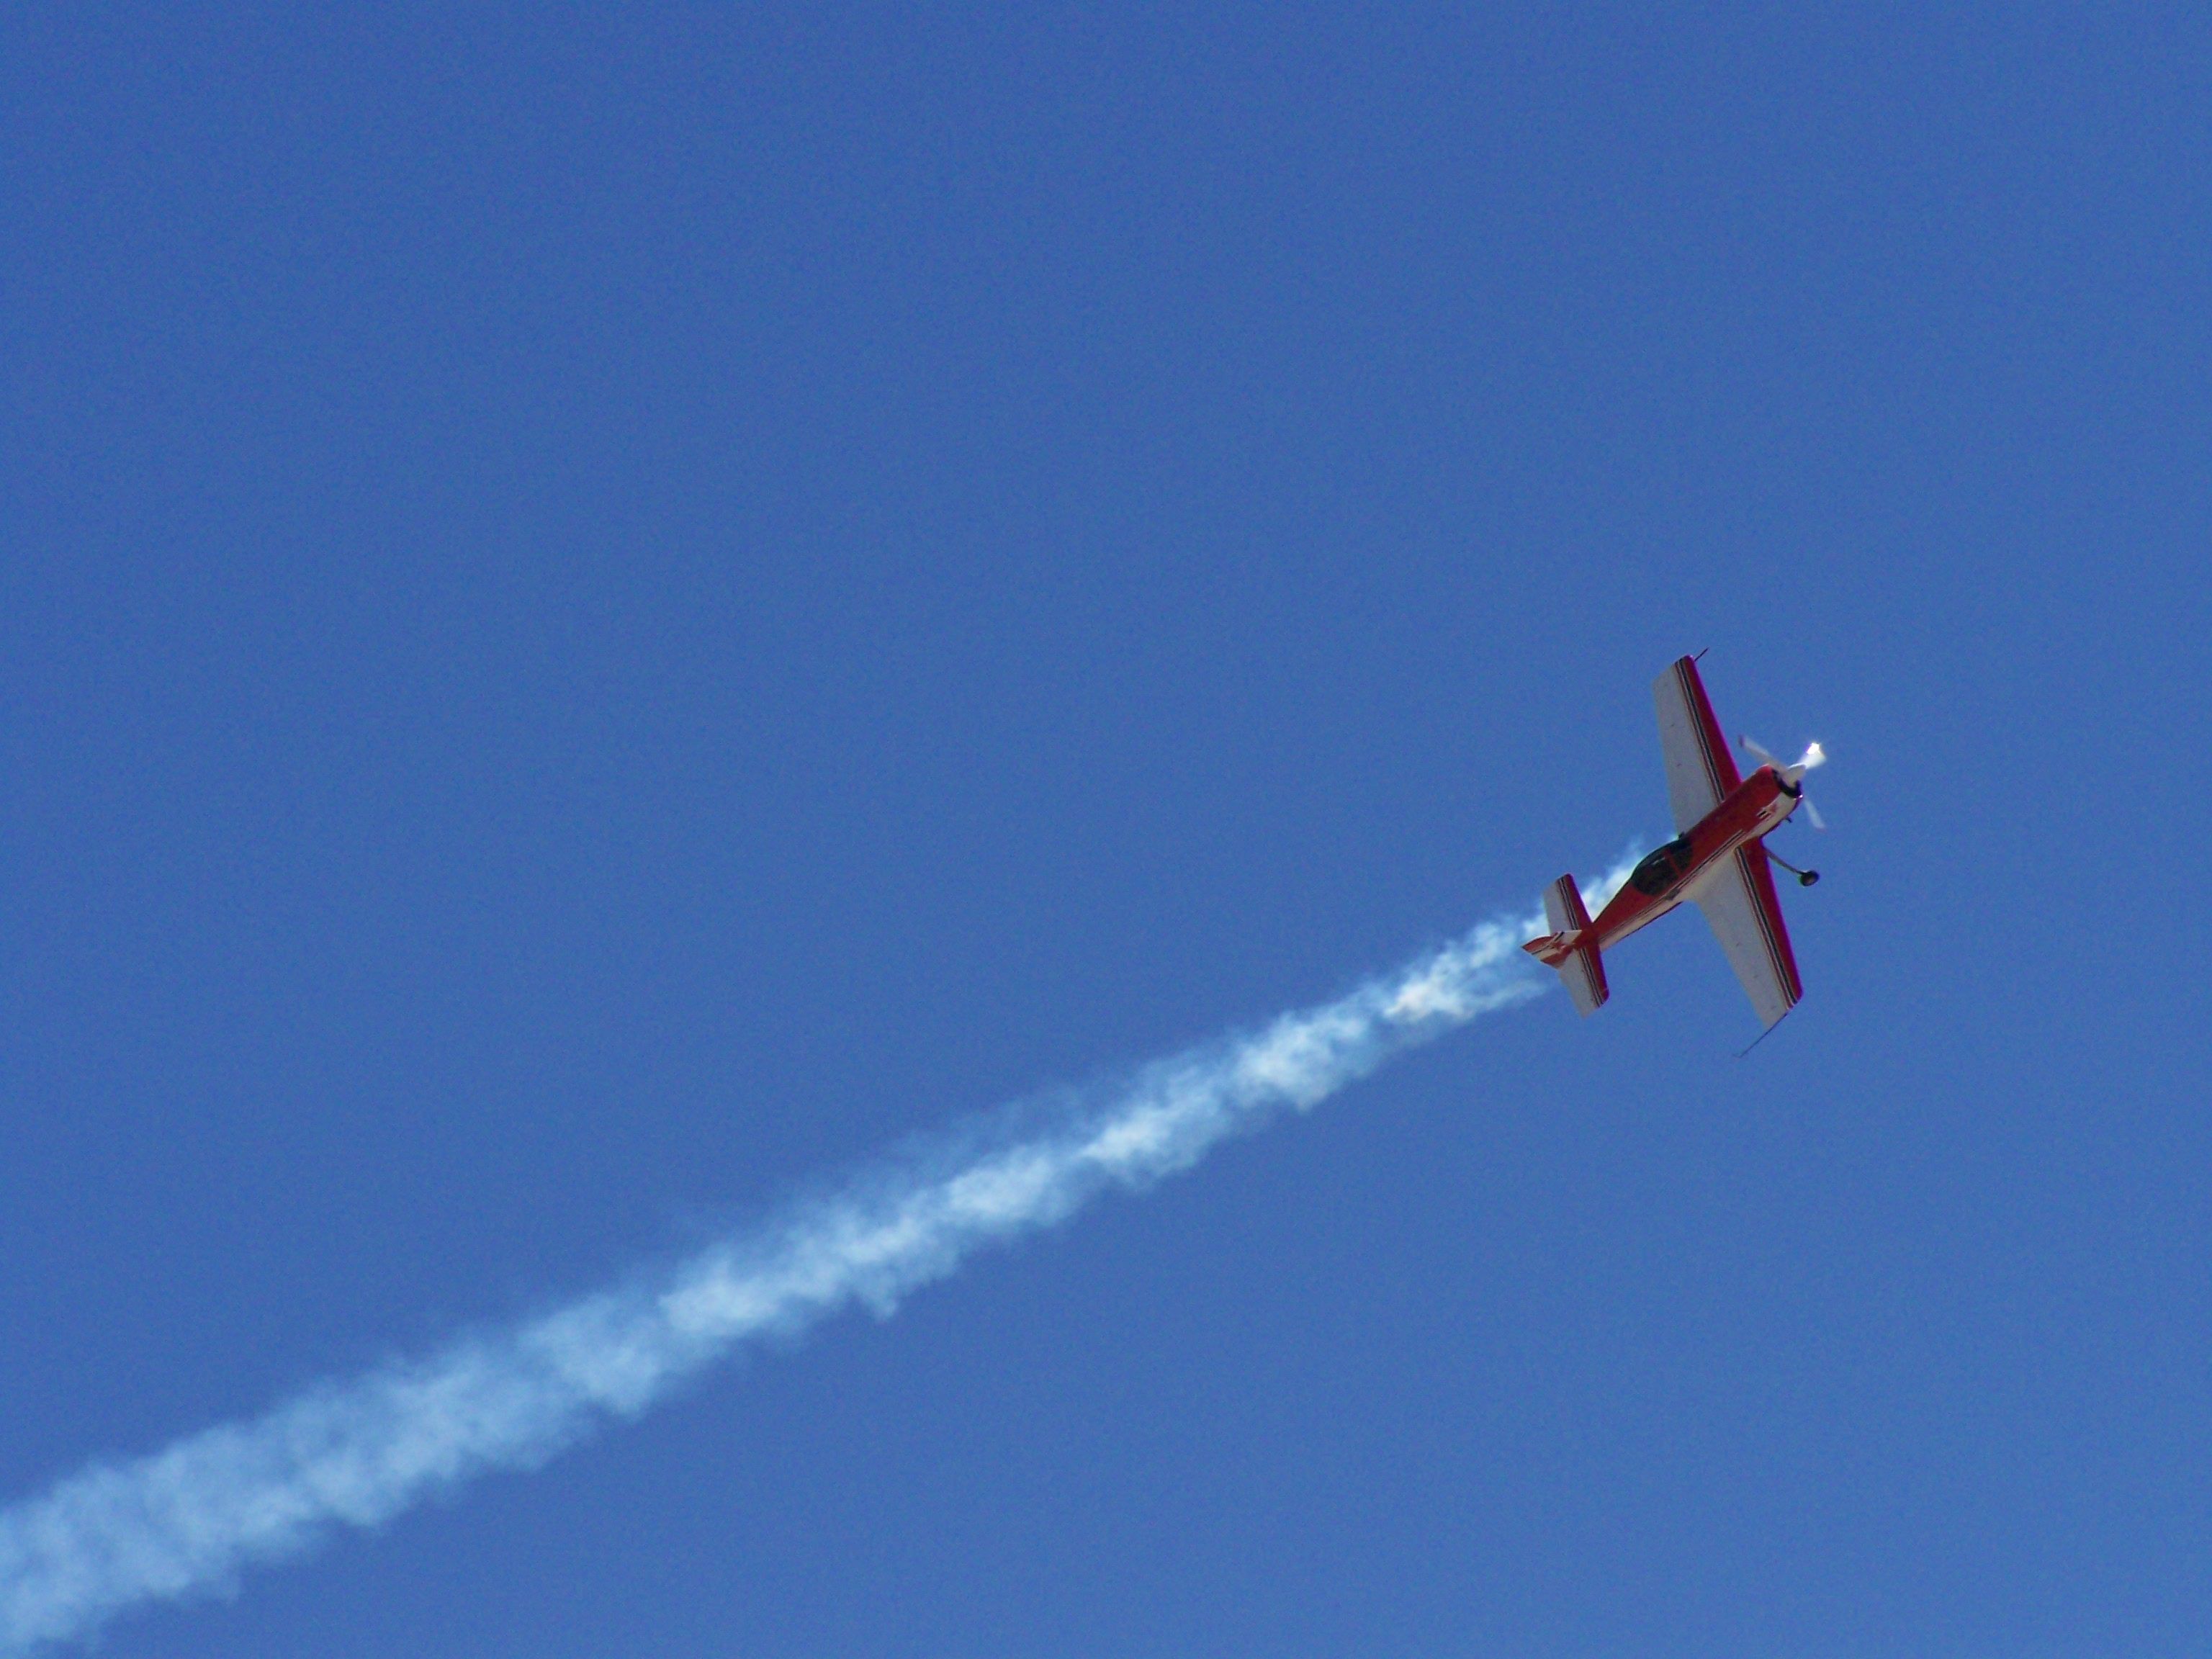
1742 735 1828 829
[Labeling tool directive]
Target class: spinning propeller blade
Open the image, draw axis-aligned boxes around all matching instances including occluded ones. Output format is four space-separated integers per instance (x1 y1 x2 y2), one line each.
1741 735 1829 828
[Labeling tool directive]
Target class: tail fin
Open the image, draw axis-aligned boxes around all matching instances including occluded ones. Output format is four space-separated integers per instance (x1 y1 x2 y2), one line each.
1523 874 1610 1016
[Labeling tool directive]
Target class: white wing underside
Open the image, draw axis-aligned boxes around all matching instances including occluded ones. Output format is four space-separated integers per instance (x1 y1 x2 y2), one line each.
1653 657 1736 833
1691 849 1802 1030
1649 657 1804 1032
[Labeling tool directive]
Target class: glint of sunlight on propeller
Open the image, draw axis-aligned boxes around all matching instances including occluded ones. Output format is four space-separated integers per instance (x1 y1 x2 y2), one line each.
1740 734 1828 828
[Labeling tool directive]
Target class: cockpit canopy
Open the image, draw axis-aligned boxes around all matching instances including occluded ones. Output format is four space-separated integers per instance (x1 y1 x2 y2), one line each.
1628 834 1696 897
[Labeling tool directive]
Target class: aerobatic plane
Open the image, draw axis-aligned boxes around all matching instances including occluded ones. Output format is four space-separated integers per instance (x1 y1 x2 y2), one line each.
1524 655 1825 1032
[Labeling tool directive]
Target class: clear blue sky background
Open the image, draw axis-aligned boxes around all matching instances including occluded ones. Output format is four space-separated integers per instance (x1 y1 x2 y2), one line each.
2 6 2206 1655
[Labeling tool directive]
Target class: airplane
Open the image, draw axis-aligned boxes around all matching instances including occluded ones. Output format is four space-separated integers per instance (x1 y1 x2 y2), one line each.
1524 654 1825 1033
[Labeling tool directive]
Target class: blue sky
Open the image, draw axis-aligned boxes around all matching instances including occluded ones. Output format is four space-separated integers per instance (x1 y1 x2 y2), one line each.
1 5 2206 1653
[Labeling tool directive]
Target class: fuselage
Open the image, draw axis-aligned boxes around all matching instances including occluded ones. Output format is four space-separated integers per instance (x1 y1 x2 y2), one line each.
1590 765 1803 951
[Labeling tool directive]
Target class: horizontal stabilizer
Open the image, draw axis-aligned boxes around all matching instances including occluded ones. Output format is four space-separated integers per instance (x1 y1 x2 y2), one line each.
1543 872 1593 938
1524 874 1609 1016
1557 938 1609 1016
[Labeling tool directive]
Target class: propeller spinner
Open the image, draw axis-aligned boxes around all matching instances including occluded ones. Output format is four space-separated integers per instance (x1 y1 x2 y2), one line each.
1742 735 1827 829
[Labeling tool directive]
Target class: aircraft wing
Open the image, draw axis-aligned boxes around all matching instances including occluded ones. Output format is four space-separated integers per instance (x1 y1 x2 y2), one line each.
1694 846 1804 1030
1653 655 1742 833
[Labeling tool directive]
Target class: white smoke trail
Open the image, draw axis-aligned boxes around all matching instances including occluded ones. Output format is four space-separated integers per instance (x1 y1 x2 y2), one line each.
0 866 1634 1653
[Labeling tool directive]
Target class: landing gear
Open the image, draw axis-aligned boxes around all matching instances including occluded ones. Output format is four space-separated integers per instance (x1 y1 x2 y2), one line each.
1763 845 1820 887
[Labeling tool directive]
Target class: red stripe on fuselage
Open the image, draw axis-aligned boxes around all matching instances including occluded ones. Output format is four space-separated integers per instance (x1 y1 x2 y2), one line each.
1589 768 1790 955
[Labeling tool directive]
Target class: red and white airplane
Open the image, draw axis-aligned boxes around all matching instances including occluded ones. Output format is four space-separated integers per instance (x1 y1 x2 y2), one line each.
1525 655 1825 1032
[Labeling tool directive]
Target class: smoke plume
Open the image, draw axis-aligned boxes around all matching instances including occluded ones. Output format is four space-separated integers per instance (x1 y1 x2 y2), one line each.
0 869 1632 1651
